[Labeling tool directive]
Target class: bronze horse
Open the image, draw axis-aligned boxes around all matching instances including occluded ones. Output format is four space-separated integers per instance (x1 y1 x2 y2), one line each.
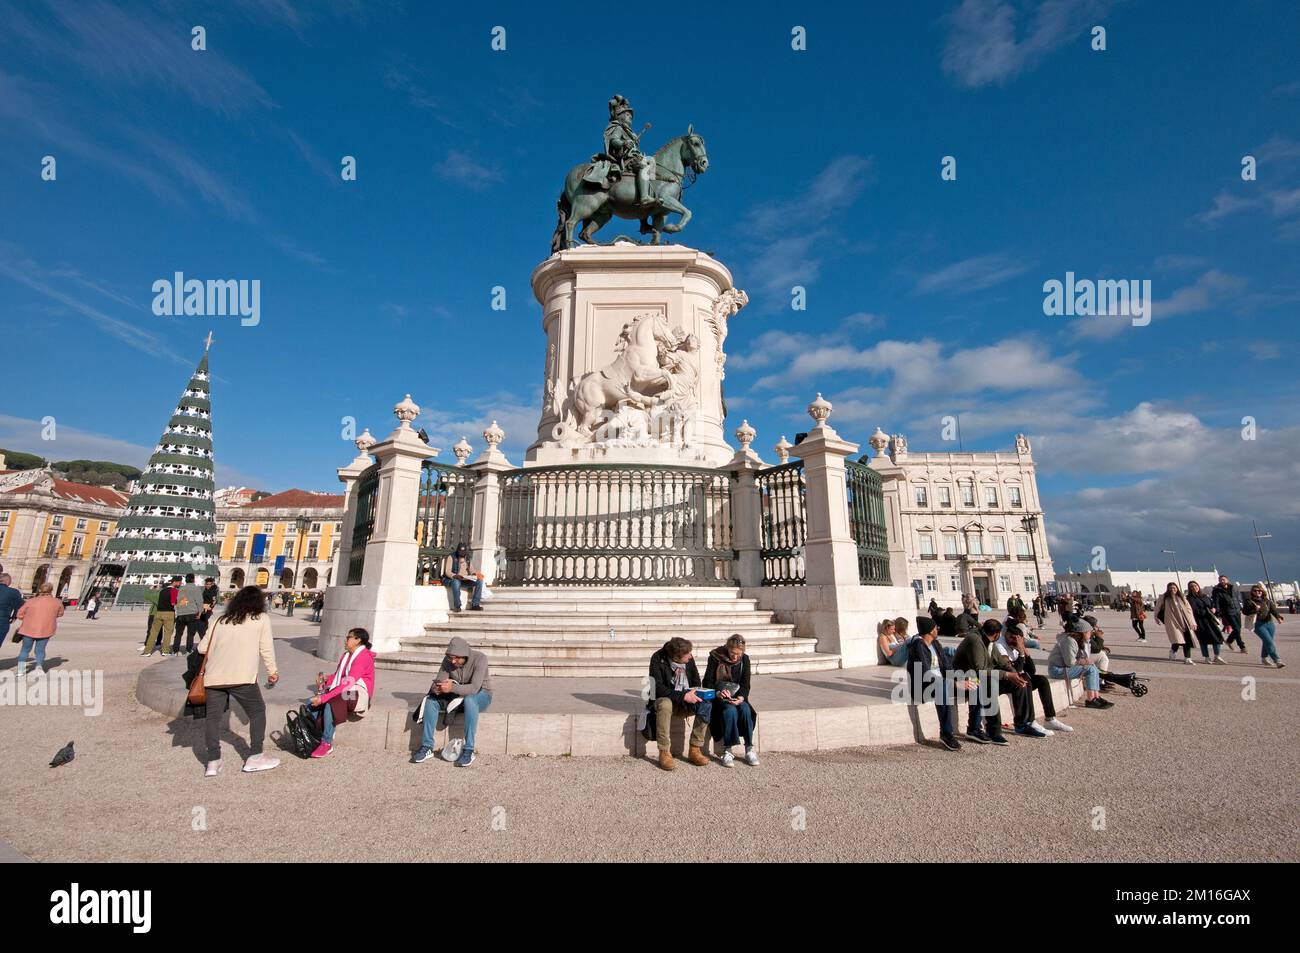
551 129 709 252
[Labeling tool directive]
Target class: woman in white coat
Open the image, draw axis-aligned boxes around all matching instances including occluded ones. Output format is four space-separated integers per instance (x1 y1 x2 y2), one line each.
1156 582 1197 664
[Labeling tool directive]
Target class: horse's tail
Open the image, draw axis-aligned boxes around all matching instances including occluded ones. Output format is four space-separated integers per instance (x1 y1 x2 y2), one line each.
550 190 571 254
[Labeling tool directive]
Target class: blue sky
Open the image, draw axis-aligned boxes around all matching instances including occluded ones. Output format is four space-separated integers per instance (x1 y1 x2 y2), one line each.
1 0 1298 580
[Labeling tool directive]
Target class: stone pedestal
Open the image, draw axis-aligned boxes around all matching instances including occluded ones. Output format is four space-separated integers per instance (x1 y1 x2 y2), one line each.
526 244 746 468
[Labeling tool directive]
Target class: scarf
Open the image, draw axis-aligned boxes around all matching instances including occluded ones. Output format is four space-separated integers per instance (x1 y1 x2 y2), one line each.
669 660 688 692
329 646 361 690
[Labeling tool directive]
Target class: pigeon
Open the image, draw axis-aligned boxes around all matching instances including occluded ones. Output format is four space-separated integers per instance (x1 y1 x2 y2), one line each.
49 741 75 768
417 427 430 445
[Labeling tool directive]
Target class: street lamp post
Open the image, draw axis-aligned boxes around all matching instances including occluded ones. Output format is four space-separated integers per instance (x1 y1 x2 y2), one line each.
288 513 309 616
1252 520 1274 598
1020 514 1045 612
1161 547 1181 588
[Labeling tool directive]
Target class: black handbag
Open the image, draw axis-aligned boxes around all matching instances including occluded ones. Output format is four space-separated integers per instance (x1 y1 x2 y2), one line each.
285 705 324 759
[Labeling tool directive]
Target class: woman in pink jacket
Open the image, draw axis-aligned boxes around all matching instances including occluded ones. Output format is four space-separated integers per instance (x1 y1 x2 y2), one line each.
307 627 376 758
15 581 63 676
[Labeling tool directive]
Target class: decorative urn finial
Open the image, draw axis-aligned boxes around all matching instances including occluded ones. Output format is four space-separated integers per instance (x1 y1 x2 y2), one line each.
483 420 505 449
452 436 472 466
774 435 793 464
869 426 890 456
807 392 832 427
393 394 420 429
734 419 756 452
354 428 376 454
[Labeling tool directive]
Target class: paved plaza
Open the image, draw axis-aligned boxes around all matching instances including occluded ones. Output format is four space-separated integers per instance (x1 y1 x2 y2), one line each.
1 609 1295 863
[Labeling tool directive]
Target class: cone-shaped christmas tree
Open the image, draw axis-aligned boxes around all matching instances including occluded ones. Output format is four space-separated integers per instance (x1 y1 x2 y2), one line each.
102 338 219 604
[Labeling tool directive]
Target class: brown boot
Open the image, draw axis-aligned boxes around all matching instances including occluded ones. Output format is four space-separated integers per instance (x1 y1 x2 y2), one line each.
687 745 709 767
657 749 675 771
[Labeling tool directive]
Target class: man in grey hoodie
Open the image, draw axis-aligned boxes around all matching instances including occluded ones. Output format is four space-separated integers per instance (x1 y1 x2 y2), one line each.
411 636 492 767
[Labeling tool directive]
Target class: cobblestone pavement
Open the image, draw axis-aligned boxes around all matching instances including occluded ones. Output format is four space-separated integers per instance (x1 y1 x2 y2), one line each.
0 608 1295 862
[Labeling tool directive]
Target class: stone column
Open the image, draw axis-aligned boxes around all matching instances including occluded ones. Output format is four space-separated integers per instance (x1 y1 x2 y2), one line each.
331 429 375 585
726 420 764 588
796 395 860 588
319 395 449 657
467 420 513 585
866 432 911 589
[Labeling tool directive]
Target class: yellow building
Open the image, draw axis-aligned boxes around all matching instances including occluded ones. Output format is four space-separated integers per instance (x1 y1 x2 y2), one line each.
216 489 344 592
0 461 128 597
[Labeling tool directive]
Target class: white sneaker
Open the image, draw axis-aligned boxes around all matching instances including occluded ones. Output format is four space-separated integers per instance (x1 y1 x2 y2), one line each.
1168 649 1178 660
1137 638 1147 643
1211 656 1226 665
1263 658 1277 668
744 747 760 766
1030 721 1055 736
721 750 735 767
1045 717 1073 733
204 760 221 778
1184 658 1196 665
242 753 281 773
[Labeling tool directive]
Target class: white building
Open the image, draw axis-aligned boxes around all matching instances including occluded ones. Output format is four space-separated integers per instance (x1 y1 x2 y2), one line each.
1055 568 1299 603
874 431 1055 610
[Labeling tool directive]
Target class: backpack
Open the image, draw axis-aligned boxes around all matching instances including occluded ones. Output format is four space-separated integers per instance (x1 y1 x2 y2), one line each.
285 705 323 759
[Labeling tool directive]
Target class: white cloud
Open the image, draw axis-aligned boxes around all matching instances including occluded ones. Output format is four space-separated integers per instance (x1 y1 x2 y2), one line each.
914 252 1029 295
435 150 504 191
941 0 1113 88
1068 269 1247 341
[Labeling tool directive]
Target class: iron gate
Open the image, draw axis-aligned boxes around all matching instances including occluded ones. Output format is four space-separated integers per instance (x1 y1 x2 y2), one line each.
756 460 806 585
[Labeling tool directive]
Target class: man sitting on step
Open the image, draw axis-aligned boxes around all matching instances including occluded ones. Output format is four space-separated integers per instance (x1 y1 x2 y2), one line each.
411 636 493 768
443 543 484 613
648 637 712 771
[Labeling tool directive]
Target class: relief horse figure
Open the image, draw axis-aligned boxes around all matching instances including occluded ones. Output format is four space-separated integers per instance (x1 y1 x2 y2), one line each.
563 312 676 437
551 128 709 252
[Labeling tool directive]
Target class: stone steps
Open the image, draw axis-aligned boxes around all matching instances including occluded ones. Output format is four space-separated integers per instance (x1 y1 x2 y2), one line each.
397 635 820 659
382 584 843 677
433 618 794 636
376 652 841 678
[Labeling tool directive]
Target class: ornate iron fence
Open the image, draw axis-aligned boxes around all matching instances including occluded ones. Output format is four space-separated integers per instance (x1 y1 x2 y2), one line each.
756 460 806 585
496 464 735 586
416 460 477 582
846 458 890 585
345 463 379 585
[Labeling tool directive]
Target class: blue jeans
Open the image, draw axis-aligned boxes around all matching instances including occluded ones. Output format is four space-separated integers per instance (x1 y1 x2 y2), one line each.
450 577 484 609
886 642 908 666
321 701 337 743
1049 663 1099 692
1255 621 1280 662
422 691 492 751
17 636 47 673
714 700 755 746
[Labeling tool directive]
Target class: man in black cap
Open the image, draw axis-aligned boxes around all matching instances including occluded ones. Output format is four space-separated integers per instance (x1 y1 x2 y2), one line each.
906 616 963 751
953 618 1031 745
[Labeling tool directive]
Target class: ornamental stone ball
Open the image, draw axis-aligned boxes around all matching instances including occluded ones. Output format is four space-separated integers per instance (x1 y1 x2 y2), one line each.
774 435 793 464
734 419 756 451
394 394 420 428
807 393 832 427
354 428 376 454
452 437 472 466
483 420 505 448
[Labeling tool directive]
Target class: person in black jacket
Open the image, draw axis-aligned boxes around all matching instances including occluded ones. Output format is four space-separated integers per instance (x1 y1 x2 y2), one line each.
994 625 1073 734
906 617 963 751
952 619 1032 744
1212 575 1246 653
937 607 958 637
703 634 758 767
1186 581 1225 664
647 637 711 771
